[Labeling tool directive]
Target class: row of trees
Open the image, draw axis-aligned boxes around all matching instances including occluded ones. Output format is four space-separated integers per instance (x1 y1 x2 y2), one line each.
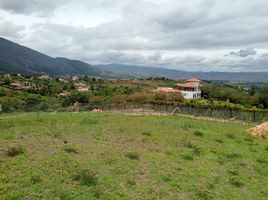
202 84 268 109
60 92 185 107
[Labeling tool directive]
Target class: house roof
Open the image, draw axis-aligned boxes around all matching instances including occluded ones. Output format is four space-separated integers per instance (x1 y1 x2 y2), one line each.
152 87 182 93
186 78 201 82
10 83 22 87
175 82 201 88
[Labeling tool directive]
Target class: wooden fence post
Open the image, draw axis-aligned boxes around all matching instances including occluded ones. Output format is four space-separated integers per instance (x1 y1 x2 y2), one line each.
210 108 213 117
253 111 256 122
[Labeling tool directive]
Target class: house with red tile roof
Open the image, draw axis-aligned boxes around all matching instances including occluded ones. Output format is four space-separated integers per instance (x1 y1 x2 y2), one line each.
153 78 202 99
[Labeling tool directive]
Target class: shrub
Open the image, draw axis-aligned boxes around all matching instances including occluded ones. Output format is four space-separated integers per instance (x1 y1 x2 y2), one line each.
215 138 224 143
73 169 98 186
127 178 136 186
0 88 6 97
142 131 152 136
196 189 214 200
30 173 42 184
229 177 244 187
63 147 78 154
227 169 239 176
181 154 193 161
81 118 98 125
225 153 242 159
193 130 204 137
256 158 268 164
193 146 202 156
225 133 235 139
125 152 140 160
91 186 101 199
0 97 23 112
6 146 24 157
38 102 50 111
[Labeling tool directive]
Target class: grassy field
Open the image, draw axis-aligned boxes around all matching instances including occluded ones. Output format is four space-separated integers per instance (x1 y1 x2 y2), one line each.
0 112 267 200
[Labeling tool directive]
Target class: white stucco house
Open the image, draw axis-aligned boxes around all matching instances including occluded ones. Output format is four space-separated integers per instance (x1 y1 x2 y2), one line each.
153 78 202 99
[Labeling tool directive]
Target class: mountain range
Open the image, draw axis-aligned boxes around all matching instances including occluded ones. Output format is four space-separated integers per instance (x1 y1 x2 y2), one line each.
1 37 268 82
98 64 268 82
0 37 115 77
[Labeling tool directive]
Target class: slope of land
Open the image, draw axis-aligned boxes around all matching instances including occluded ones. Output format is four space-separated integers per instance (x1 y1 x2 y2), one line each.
98 63 268 82
0 37 115 77
0 112 267 199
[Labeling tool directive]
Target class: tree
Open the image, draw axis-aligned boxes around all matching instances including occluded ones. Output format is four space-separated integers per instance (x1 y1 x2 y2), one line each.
3 77 11 85
152 93 167 104
166 93 185 105
249 86 257 96
259 85 268 108
0 88 6 97
89 96 103 105
127 92 148 104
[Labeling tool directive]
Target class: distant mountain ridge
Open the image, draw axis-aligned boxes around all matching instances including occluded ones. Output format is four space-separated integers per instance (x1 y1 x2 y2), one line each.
98 63 268 82
0 37 115 77
1 37 268 82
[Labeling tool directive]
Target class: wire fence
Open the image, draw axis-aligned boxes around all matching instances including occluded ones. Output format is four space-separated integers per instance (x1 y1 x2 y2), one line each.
83 103 268 122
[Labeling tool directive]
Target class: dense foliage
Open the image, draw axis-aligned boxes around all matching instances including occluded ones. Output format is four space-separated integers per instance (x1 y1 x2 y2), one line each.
0 72 267 113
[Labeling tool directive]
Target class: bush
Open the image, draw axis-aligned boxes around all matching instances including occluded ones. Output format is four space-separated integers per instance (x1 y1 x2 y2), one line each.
229 177 244 187
38 102 50 111
0 88 6 97
6 146 24 157
0 97 23 112
181 154 193 161
63 147 78 154
30 173 42 184
193 130 204 137
142 131 152 136
125 152 140 160
73 169 98 186
127 92 148 103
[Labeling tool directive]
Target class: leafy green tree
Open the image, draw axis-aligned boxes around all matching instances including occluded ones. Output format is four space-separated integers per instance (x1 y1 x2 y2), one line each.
259 85 268 108
0 97 23 112
0 88 6 97
152 93 167 104
3 77 11 85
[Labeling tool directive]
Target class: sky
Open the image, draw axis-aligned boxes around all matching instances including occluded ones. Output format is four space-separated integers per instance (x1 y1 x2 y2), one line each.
0 0 268 72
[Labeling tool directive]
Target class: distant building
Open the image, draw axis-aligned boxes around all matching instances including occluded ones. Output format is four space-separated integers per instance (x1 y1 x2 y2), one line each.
38 75 50 80
174 78 202 99
10 82 31 90
153 78 202 99
72 76 79 81
78 87 89 92
10 82 22 89
58 92 69 97
75 82 90 92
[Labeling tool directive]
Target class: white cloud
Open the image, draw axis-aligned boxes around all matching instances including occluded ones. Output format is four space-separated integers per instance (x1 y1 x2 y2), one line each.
0 0 268 72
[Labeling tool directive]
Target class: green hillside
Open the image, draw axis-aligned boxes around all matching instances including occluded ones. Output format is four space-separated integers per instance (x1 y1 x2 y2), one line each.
0 37 113 77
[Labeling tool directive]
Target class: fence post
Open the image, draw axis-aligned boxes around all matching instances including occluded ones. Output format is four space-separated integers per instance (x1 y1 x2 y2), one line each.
253 111 256 122
195 107 198 116
210 108 213 117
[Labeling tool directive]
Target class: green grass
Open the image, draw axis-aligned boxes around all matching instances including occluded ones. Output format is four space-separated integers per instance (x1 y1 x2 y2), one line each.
0 112 268 199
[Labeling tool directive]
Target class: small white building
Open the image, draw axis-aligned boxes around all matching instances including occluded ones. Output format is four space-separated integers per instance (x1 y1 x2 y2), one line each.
38 75 50 80
174 78 202 99
72 76 79 81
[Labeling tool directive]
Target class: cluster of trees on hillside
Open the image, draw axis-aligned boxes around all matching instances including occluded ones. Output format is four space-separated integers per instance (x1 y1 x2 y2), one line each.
202 84 268 109
0 72 268 113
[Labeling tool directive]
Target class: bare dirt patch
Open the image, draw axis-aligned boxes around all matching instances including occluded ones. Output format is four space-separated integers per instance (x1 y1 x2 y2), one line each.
249 122 268 137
